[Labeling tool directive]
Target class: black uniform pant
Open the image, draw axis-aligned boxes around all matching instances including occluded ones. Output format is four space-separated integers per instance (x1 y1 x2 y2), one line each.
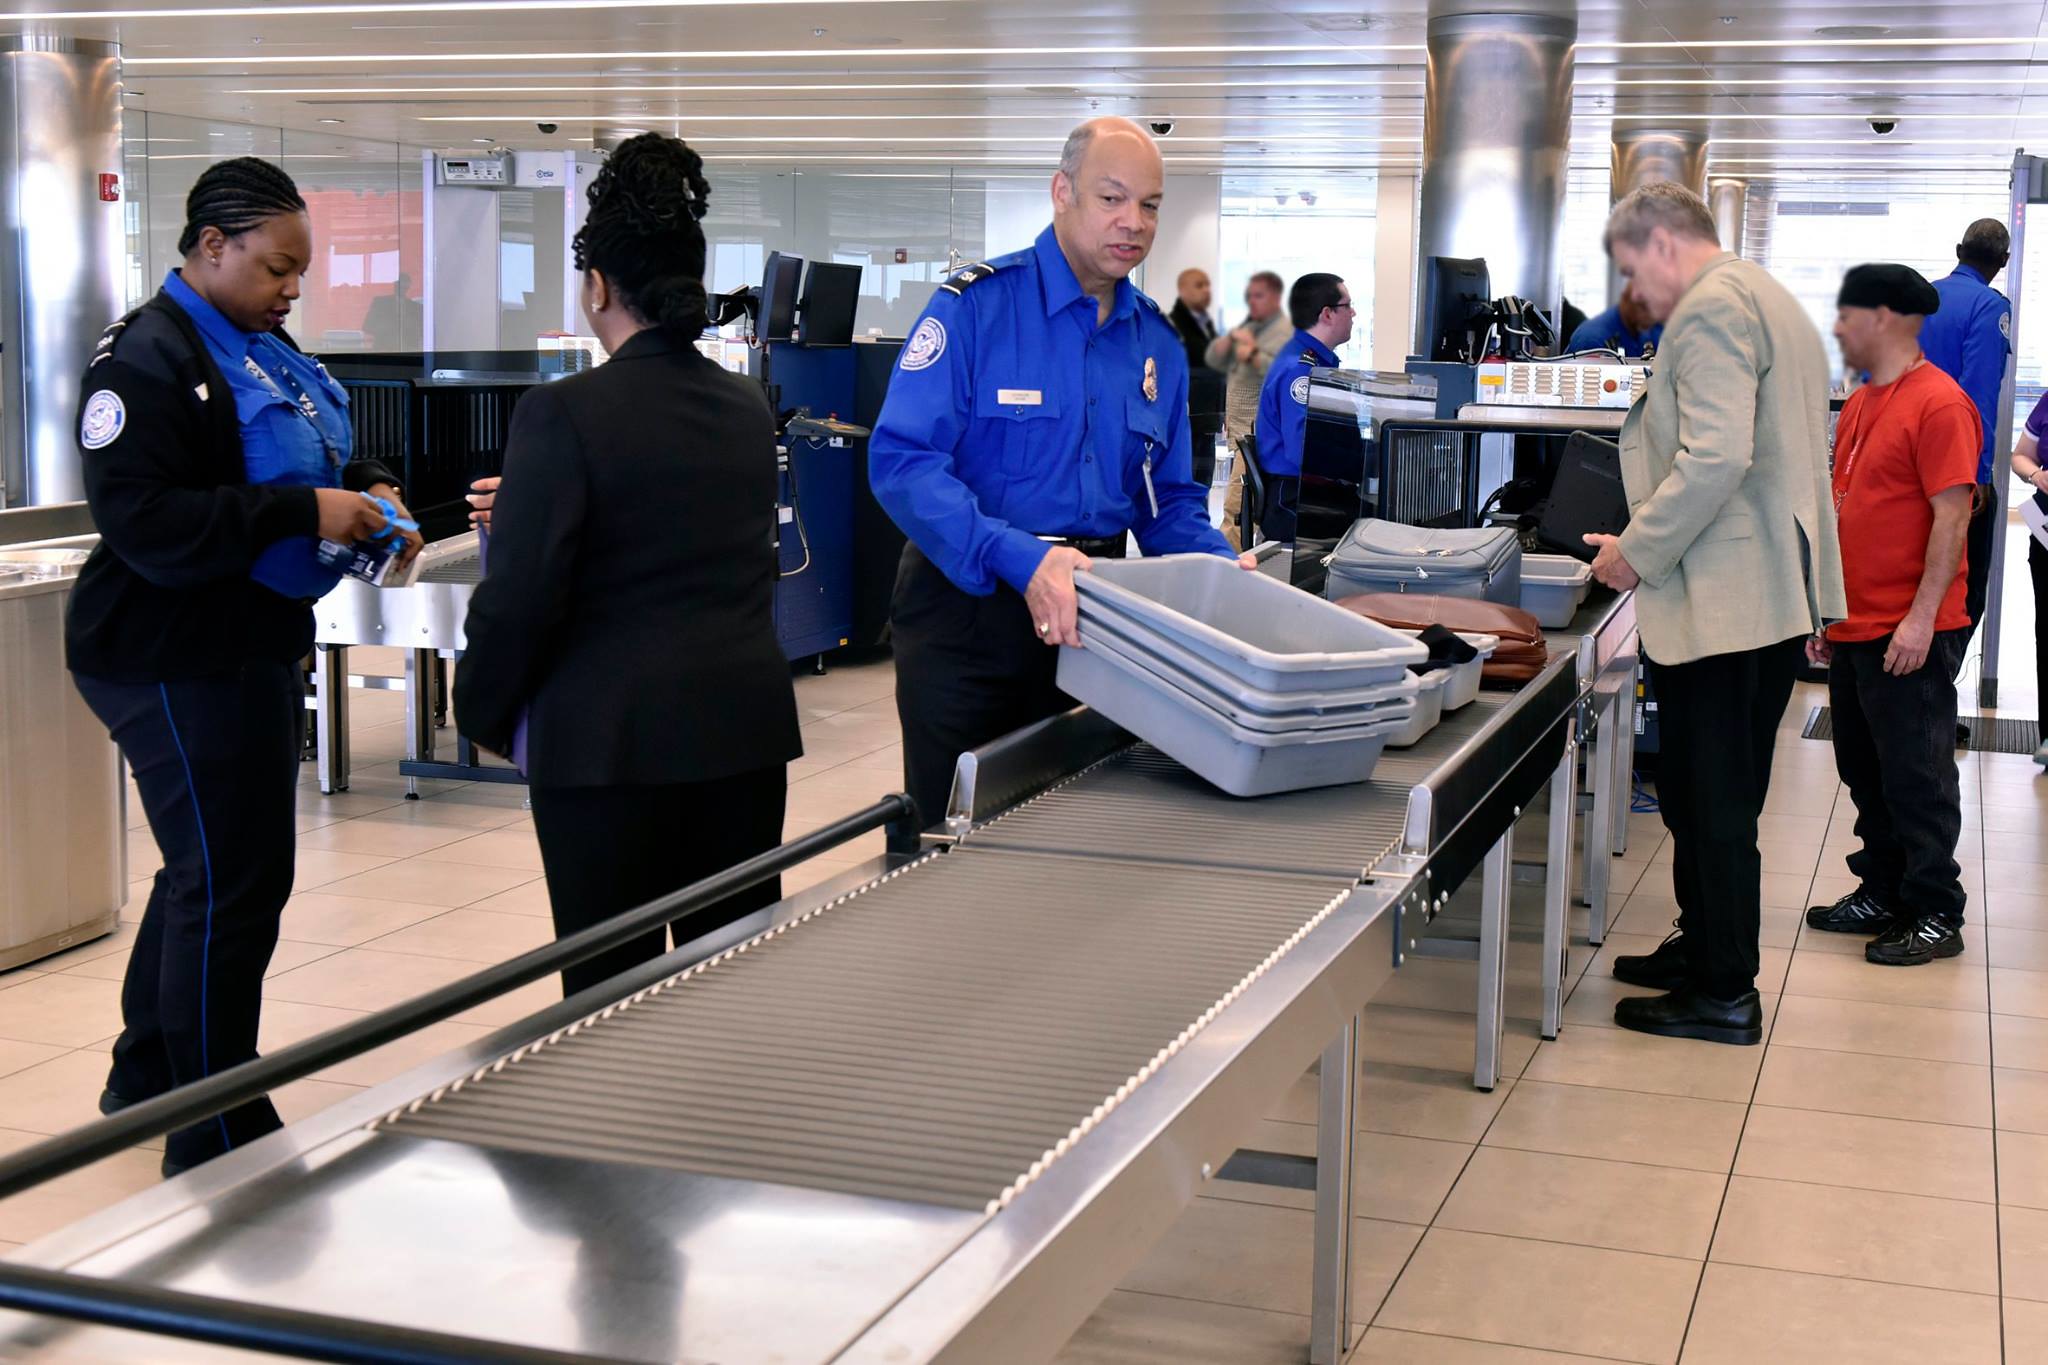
1646 637 1805 998
74 663 301 1170
1962 483 1996 649
1827 630 1969 926
2033 537 2048 726
530 766 786 1000
891 543 1072 836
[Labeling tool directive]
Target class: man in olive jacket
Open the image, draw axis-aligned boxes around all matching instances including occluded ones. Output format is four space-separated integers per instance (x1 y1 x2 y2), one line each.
1585 182 1846 1047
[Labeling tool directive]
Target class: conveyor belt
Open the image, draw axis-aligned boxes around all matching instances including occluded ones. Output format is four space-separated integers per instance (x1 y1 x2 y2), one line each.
415 547 482 584
968 692 1510 880
375 849 1355 1213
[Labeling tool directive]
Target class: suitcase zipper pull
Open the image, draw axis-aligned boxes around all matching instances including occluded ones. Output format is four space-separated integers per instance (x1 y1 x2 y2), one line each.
1141 446 1160 517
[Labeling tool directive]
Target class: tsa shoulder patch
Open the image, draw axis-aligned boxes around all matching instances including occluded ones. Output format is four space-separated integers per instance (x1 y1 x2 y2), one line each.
80 389 126 450
902 317 947 372
937 261 997 296
1290 375 1311 405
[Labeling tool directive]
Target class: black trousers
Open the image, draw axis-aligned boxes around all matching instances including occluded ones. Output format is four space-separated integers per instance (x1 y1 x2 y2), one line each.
1962 484 1996 648
2034 537 2048 725
1646 637 1805 998
529 766 787 1000
1827 629 1969 926
891 543 1071 835
1190 412 1223 488
74 663 301 1170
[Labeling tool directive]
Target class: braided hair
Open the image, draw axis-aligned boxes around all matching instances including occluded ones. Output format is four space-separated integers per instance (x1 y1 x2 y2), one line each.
177 157 307 257
572 132 712 334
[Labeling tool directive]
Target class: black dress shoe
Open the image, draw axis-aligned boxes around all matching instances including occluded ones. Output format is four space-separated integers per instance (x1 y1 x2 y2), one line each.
1956 721 1972 747
97 1088 138 1116
1613 931 1687 991
1614 988 1763 1046
160 1154 195 1180
1806 888 1896 935
1866 915 1965 967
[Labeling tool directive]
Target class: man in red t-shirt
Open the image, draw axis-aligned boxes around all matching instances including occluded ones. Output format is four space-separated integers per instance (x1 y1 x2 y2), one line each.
1807 264 1977 966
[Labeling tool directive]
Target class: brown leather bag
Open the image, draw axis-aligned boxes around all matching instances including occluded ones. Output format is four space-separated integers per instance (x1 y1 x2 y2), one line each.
1332 592 1550 684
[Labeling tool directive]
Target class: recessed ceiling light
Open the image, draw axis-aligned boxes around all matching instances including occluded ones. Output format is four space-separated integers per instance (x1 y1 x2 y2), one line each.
1814 24 1890 39
317 117 345 124
127 41 1420 65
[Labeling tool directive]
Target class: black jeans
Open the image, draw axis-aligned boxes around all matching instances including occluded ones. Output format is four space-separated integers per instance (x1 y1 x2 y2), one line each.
73 663 301 1170
1828 630 1970 925
890 543 1072 836
1962 484 1996 648
1646 637 1805 998
2034 537 2048 727
530 766 787 1000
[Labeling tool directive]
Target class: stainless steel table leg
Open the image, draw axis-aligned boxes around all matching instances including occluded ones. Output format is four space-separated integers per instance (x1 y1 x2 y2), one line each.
1584 690 1618 946
1611 672 1636 857
1309 1011 1360 1365
1475 832 1511 1091
314 643 350 794
1543 725 1576 1041
404 649 435 799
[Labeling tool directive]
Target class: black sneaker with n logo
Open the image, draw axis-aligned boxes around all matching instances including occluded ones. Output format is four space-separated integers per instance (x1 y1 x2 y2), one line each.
1806 888 1896 935
1865 915 1965 967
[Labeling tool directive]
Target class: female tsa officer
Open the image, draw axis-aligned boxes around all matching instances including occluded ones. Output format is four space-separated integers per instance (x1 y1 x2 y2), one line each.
457 133 802 999
66 157 421 1176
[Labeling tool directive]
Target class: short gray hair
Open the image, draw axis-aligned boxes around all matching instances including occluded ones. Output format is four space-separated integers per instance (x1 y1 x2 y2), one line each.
1059 124 1096 182
1604 182 1719 255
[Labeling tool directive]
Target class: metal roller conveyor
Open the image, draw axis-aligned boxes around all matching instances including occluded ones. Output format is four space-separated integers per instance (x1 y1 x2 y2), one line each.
0 642 1593 1365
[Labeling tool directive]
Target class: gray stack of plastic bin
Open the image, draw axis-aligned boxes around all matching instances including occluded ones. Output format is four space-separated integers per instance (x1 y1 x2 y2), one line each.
1060 554 1428 797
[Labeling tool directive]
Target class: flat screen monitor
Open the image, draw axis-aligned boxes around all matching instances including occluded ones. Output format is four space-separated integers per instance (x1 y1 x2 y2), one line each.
1420 256 1491 362
759 251 804 341
797 261 863 347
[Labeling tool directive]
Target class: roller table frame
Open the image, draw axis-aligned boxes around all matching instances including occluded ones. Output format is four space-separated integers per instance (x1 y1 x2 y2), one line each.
0 648 1587 1365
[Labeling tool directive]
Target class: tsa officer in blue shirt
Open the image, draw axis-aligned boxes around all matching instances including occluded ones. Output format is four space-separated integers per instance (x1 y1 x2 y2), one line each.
66 158 418 1177
1564 282 1662 358
1919 217 2012 650
870 116 1248 831
1252 273 1354 542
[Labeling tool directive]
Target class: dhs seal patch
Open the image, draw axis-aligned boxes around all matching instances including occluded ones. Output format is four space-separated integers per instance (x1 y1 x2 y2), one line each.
1290 375 1311 405
902 317 946 372
80 390 125 450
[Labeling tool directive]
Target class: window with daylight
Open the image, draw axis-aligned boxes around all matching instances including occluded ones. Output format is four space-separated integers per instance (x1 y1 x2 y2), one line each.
1216 174 1378 370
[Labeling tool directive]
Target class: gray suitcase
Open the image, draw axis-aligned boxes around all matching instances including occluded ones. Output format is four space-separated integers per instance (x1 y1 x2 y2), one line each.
1322 519 1523 604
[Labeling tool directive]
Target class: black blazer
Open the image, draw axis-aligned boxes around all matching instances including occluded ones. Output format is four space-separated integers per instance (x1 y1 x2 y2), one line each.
1168 300 1216 373
454 329 802 788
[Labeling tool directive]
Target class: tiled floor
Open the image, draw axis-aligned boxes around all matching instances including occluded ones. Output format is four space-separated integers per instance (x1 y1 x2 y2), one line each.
3 607 2046 1361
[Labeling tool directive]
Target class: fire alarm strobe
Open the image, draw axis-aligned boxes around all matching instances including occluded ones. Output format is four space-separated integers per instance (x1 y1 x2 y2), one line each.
98 173 120 202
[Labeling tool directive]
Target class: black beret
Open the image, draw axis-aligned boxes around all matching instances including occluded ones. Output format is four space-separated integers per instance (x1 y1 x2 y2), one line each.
1837 263 1940 315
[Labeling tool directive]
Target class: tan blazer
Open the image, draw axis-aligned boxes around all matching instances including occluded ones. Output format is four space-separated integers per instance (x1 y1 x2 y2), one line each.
1205 310 1293 443
1615 253 1846 665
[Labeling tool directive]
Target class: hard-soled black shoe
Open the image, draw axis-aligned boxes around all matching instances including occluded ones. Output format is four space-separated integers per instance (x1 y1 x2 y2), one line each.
1806 888 1895 935
1614 988 1764 1046
1612 930 1688 991
97 1088 137 1116
1866 915 1965 967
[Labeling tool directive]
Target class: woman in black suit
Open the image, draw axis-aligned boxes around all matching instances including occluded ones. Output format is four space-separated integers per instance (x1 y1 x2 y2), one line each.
456 134 802 997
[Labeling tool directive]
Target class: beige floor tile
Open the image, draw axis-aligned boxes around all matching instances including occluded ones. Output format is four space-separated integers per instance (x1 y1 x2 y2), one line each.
2008 1297 2048 1360
1992 966 2048 1019
1353 1132 1474 1227
278 892 454 948
295 816 478 859
0 968 43 994
410 827 546 872
370 798 529 831
290 848 399 893
256 998 365 1054
264 947 480 1012
1781 950 1989 1012
1987 927 2048 973
1985 892 2048 933
1679 1262 2000 1365
1769 995 1991 1066
1355 1065 1512 1144
1118 1196 1418 1320
1376 1227 1696 1364
1994 1013 2048 1072
2000 1129 2048 1210
0 1129 162 1245
360 908 555 963
1351 1330 1605 1363
783 854 880 897
1056 1290 1308 1365
1355 1006 1541 1079
1519 1025 1763 1104
1752 1045 1992 1127
2004 1204 2048 1303
1433 1146 1723 1259
25 923 138 975
263 941 342 979
314 859 539 908
271 1077 363 1126
1709 1175 1998 1294
0 1052 129 1139
1484 1080 1746 1173
0 974 124 1048
0 1038 68 1083
465 876 555 918
313 1019 499 1089
1996 1066 2048 1134
450 974 563 1028
1733 1105 1994 1202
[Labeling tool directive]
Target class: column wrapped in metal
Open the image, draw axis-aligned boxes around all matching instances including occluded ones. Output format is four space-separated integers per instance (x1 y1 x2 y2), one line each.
1710 177 1748 256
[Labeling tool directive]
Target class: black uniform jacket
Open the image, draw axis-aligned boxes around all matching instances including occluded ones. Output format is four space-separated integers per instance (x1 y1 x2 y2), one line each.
64 289 398 682
453 327 803 788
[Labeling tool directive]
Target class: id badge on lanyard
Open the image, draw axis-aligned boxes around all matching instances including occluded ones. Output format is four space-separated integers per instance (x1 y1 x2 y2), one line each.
245 350 344 469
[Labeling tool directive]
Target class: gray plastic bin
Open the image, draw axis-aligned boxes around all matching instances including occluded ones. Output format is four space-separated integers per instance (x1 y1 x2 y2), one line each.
1390 629 1498 710
1078 610 1418 719
1520 554 1595 629
1079 620 1416 734
1383 667 1448 748
1076 554 1426 693
1057 635 1400 796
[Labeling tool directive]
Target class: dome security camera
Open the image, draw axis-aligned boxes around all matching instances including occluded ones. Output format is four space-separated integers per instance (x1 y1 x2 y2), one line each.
537 122 560 135
1868 118 1897 135
1148 119 1176 137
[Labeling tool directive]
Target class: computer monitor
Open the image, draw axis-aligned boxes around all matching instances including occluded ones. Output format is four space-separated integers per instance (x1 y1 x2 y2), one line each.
759 251 804 341
796 261 863 347
1420 256 1492 363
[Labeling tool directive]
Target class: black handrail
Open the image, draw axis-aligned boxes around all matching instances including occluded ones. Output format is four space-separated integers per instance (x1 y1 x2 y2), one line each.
0 794 912 1203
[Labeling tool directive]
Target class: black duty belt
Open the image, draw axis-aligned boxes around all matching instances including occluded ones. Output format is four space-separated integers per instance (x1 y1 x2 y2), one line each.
1036 534 1129 560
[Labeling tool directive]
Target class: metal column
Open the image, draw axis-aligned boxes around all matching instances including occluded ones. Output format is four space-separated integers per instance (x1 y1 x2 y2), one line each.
313 644 351 794
1607 127 1709 306
1981 151 2040 711
1583 687 1621 944
1710 178 1748 257
1542 724 1576 1040
1474 832 1512 1091
1309 1013 1360 1365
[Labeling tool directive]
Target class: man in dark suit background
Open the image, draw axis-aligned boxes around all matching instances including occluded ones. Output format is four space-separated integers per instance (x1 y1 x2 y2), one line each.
1168 268 1225 490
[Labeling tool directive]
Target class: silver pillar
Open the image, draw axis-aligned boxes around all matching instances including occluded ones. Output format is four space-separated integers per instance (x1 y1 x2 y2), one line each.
1610 127 1709 202
1710 178 1748 257
0 37 123 508
1415 10 1575 350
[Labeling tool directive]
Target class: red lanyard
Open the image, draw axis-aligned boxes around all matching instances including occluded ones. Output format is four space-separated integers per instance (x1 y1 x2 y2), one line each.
1833 356 1923 515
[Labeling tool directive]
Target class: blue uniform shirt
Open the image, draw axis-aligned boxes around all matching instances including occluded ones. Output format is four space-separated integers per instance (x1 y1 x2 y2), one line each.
1565 305 1661 358
1920 263 2011 482
1253 329 1340 478
869 225 1233 596
164 269 355 600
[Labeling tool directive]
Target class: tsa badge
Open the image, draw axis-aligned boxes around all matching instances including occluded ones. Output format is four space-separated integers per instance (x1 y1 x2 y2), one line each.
1142 355 1158 403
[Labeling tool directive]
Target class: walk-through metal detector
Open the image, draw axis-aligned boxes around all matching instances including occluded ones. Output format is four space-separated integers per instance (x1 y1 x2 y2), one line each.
1981 151 2042 710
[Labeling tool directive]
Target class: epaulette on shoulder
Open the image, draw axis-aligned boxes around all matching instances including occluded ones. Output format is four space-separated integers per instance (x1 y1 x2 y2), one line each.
86 317 129 370
938 261 999 296
1136 291 1163 315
